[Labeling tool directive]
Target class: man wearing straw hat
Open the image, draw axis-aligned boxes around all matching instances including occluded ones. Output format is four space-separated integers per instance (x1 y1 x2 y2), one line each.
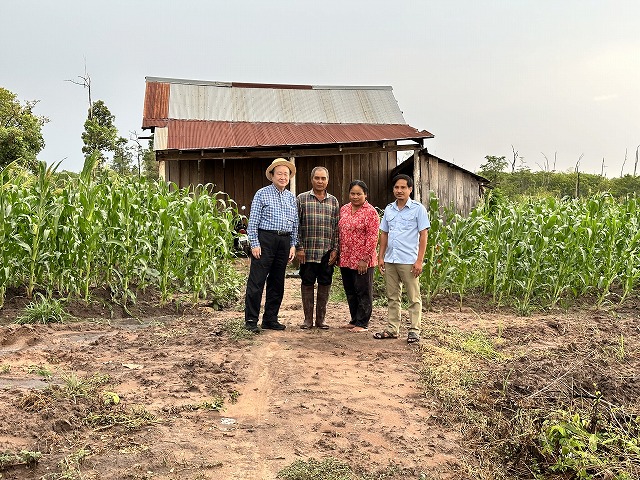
244 158 299 333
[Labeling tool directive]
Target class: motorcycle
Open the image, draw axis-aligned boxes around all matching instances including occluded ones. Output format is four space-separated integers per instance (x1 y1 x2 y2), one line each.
234 206 252 256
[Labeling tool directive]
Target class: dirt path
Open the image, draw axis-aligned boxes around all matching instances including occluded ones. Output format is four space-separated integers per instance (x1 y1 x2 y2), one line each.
3 261 640 479
0 268 465 479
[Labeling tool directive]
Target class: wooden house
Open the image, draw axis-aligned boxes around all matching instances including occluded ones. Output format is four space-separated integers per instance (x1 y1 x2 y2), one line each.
392 153 489 216
142 77 486 213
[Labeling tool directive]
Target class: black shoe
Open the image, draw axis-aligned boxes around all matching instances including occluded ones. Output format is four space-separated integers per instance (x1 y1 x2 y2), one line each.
261 321 286 330
245 323 261 333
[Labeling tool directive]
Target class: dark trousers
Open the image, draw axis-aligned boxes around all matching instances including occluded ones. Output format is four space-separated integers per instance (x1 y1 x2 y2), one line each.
245 230 290 325
340 266 374 328
299 250 334 286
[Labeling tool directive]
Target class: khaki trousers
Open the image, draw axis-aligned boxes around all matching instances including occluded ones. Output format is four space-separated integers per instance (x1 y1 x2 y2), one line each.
384 263 422 335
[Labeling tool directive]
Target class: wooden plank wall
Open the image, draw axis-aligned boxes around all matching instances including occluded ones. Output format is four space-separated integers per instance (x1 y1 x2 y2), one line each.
413 152 484 217
162 151 397 213
294 152 396 209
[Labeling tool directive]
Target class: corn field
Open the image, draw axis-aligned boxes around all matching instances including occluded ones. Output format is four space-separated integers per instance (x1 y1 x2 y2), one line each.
423 192 640 312
0 156 239 308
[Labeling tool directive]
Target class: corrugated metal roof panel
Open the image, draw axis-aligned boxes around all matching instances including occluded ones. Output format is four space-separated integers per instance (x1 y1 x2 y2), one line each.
142 81 169 127
157 81 406 125
153 127 168 150
163 120 433 151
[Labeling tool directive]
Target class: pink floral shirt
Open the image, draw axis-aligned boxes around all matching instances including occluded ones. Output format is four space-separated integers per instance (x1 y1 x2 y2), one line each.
338 201 380 269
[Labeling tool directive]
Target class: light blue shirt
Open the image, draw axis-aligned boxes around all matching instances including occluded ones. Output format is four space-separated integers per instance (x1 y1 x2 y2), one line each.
380 198 430 264
248 184 299 248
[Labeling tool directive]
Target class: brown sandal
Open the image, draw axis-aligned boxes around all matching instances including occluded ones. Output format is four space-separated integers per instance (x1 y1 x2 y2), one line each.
373 331 397 340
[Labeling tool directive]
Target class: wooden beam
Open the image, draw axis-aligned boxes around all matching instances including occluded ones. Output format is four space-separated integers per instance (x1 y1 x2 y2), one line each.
156 142 424 161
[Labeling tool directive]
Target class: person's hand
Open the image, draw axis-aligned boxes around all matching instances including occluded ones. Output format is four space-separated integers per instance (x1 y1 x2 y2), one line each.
328 250 338 266
378 258 385 274
296 249 306 264
288 246 296 263
251 246 261 259
411 260 423 277
357 259 368 275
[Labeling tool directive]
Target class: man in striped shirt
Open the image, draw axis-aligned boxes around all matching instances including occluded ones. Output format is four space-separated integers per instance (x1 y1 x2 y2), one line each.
296 166 340 329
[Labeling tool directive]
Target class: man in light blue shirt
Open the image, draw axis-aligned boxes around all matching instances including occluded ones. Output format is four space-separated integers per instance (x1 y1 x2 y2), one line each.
374 174 429 344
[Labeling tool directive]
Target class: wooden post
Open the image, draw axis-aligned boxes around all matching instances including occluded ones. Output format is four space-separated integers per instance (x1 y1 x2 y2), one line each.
289 156 296 195
413 149 421 202
158 160 166 181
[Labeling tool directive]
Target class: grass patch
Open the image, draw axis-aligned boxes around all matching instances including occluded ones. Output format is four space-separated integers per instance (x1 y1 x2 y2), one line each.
277 457 356 480
276 458 428 480
220 317 255 341
208 260 245 310
26 364 53 379
419 319 640 479
15 293 70 324
163 397 225 415
84 405 158 430
420 322 501 408
60 372 111 399
0 450 41 470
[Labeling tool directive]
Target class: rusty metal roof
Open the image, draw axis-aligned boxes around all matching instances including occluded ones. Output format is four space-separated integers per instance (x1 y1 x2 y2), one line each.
149 120 430 150
143 77 433 151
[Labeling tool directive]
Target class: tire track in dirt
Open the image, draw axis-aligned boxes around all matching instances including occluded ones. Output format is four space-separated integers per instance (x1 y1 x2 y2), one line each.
210 304 463 479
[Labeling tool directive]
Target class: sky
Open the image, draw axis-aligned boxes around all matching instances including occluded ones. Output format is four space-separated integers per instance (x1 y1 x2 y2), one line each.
2 0 639 177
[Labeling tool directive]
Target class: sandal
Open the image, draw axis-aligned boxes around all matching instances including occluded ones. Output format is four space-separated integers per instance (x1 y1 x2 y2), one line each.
407 332 420 344
349 326 368 332
373 331 397 340
339 323 356 329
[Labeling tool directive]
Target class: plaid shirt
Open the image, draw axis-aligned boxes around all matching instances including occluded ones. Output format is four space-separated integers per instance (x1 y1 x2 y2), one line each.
296 190 339 263
247 184 299 248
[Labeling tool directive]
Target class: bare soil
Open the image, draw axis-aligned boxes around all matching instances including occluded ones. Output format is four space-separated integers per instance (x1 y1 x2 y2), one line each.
1 259 639 479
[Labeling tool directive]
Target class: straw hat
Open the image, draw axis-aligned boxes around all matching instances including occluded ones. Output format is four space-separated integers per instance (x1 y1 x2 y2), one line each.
265 158 296 180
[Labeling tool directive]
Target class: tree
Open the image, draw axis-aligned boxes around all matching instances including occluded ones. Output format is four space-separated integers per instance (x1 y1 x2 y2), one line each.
0 87 48 172
477 155 508 184
141 138 158 180
81 100 117 165
110 136 135 175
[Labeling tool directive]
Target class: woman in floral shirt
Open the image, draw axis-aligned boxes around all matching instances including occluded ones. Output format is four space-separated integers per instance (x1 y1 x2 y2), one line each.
337 180 380 332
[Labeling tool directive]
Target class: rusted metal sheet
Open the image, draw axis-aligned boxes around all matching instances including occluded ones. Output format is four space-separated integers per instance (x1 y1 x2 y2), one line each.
142 81 169 128
164 120 432 150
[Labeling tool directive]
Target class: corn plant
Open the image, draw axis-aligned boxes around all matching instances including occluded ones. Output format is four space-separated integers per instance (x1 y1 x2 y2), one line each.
423 192 640 311
0 155 241 306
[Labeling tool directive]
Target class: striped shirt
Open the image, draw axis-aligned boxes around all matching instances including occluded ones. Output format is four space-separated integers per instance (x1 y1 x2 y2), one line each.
247 184 299 248
296 190 340 263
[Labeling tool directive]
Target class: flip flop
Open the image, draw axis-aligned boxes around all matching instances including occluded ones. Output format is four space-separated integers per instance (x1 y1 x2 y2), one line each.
349 326 368 332
373 331 397 340
339 323 356 329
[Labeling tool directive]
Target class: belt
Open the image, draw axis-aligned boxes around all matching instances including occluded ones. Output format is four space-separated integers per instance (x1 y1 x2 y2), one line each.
259 229 292 236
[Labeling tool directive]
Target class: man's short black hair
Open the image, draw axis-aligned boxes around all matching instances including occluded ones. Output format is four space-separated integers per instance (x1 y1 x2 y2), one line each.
392 174 413 188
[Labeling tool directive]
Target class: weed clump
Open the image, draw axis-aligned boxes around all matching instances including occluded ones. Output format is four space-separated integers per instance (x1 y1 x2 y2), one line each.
277 457 356 480
0 450 41 470
15 293 69 324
